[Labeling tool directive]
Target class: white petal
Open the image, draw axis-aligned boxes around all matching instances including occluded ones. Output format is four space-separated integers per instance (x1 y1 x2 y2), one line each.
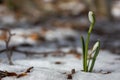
88 11 94 23
92 41 99 52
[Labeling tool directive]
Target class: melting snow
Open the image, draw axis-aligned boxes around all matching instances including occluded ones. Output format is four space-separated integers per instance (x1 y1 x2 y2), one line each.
0 48 120 80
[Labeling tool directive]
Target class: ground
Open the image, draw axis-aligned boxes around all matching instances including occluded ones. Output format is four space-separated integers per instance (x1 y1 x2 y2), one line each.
0 47 120 80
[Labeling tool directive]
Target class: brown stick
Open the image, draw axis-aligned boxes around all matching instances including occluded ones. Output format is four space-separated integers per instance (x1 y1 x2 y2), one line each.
0 28 15 65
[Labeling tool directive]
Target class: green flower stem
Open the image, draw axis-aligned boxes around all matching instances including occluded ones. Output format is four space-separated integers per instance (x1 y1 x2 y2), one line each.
84 22 95 72
88 22 95 33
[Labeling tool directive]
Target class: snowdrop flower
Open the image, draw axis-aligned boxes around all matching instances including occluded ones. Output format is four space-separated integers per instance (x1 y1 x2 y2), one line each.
92 41 99 52
81 11 100 72
88 11 95 23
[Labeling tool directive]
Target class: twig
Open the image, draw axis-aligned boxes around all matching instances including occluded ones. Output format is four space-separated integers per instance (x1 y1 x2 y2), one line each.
0 28 15 65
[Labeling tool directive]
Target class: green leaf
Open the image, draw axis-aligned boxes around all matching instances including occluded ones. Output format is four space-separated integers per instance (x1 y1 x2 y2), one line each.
81 36 85 71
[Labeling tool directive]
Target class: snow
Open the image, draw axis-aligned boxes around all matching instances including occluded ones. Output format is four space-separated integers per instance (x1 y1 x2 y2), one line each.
0 28 78 46
0 64 66 80
73 71 120 80
45 28 78 41
0 47 120 80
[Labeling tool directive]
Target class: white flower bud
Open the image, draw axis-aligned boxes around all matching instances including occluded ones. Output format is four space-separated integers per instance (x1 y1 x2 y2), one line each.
92 41 99 52
88 11 95 23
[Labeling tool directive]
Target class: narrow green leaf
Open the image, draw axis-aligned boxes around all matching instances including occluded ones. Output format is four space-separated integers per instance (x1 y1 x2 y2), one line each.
81 36 85 71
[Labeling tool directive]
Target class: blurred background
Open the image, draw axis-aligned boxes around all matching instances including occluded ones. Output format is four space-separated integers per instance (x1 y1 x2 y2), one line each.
0 0 120 54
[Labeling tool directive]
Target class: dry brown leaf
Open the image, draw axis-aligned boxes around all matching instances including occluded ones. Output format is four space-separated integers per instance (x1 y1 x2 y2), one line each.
71 69 75 74
67 74 72 79
0 67 33 79
25 67 34 73
17 73 27 78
